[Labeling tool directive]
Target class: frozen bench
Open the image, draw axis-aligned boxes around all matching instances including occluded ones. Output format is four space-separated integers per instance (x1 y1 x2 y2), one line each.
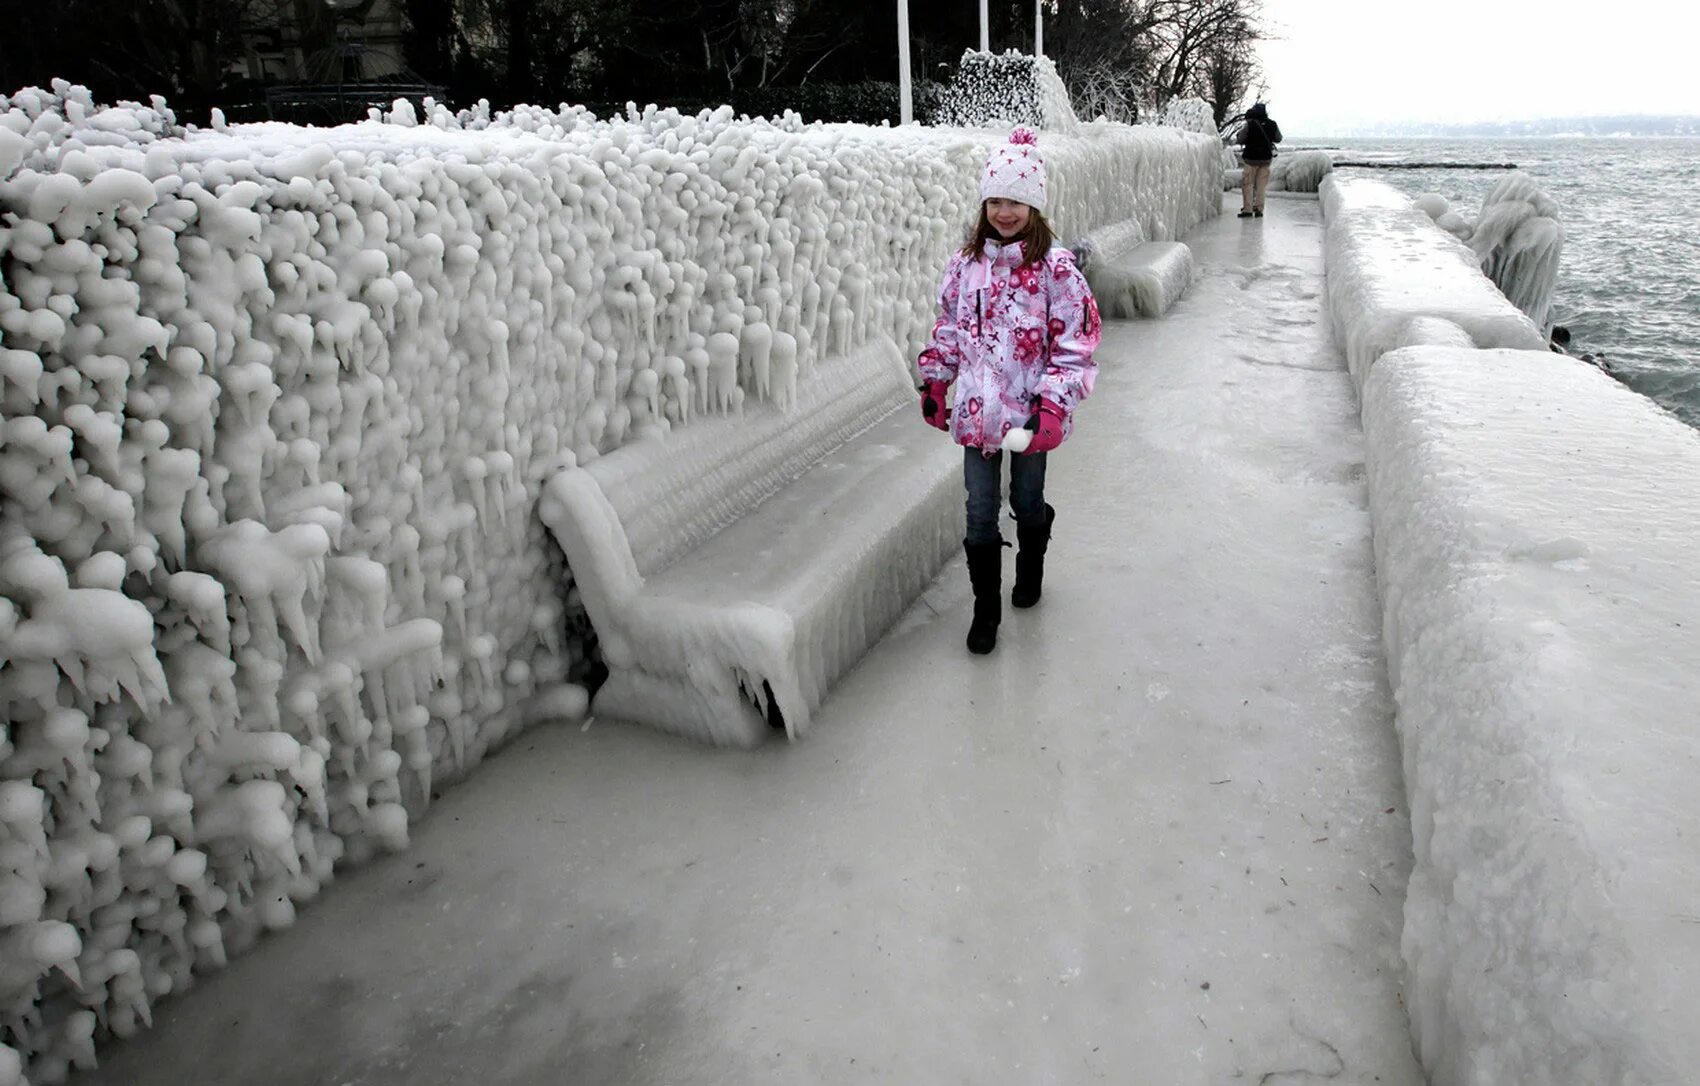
1074 218 1194 319
539 335 963 747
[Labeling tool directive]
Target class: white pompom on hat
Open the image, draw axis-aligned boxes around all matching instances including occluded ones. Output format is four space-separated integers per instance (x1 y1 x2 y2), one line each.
979 126 1047 213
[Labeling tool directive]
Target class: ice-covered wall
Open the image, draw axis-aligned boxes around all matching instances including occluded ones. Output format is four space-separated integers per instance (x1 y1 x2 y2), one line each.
0 81 1219 1081
1407 178 1565 333
1327 177 1699 1084
1320 175 1545 388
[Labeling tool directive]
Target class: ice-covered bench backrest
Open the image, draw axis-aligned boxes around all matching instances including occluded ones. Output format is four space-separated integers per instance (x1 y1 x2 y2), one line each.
1070 217 1146 274
587 335 915 576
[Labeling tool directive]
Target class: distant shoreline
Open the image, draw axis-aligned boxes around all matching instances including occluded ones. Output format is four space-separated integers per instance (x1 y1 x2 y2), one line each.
1290 117 1699 140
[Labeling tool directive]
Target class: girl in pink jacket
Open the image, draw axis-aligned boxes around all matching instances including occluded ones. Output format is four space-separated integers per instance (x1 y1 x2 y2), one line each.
917 127 1102 655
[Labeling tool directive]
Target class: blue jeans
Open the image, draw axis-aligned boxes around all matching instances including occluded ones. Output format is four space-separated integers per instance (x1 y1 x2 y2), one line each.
964 448 1047 545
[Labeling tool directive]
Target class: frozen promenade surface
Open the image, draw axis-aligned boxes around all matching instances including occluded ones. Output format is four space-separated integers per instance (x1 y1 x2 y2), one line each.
74 195 1423 1086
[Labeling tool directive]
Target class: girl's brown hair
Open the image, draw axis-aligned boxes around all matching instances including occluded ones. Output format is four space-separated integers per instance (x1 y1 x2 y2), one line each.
959 202 1054 268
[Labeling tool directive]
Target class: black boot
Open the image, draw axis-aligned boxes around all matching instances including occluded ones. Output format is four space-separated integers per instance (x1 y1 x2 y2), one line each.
1011 504 1055 609
963 539 1004 654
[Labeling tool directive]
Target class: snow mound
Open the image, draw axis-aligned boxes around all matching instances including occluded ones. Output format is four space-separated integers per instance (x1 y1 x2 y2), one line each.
1337 167 1698 1081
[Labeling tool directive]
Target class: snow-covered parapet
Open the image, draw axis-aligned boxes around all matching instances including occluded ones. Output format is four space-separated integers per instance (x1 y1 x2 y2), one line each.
933 50 1081 133
1361 346 1699 1084
1406 178 1563 332
1333 169 1699 1081
1320 175 1544 387
0 84 1218 1080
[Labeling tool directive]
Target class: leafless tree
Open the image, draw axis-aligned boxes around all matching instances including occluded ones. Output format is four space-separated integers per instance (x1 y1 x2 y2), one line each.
1038 0 1158 123
1140 0 1262 113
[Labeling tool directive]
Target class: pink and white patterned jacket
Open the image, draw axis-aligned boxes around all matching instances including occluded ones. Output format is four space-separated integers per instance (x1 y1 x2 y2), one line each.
917 238 1102 454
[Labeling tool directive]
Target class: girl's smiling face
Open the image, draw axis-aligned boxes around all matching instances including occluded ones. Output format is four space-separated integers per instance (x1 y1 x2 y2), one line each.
985 198 1032 239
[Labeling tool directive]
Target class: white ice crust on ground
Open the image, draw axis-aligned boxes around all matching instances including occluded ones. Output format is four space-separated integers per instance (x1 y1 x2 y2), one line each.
1329 173 1699 1082
1320 175 1545 386
0 78 1220 1080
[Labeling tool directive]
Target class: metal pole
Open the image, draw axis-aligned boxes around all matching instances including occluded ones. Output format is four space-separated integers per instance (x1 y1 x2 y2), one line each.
897 0 913 125
980 0 989 51
1034 0 1043 57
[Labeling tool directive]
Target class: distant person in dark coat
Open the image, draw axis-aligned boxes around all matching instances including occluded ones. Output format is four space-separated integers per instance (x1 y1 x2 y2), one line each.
1234 102 1282 218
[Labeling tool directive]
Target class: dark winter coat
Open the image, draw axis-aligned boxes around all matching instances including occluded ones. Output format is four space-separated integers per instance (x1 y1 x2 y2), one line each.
1237 112 1282 164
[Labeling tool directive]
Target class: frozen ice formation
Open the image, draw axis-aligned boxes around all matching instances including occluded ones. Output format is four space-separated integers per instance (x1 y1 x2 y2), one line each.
1269 150 1332 193
1077 226 1194 320
1222 149 1332 195
1157 97 1217 136
933 50 1080 133
1465 174 1564 331
1409 177 1565 331
0 78 1218 1079
1331 177 1700 1081
1362 347 1700 1085
1320 175 1546 386
540 337 962 746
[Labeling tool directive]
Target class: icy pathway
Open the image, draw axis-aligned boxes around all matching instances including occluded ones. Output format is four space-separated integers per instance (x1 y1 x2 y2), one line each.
75 195 1422 1085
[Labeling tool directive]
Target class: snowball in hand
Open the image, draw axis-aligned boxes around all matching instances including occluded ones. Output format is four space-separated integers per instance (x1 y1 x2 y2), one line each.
1001 427 1033 453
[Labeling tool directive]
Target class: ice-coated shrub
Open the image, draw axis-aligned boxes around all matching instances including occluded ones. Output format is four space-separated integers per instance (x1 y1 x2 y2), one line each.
1155 96 1216 135
932 50 1080 133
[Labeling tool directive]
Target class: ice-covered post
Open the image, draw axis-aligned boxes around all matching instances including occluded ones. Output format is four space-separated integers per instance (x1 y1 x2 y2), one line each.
897 0 913 124
980 0 989 50
1034 0 1044 56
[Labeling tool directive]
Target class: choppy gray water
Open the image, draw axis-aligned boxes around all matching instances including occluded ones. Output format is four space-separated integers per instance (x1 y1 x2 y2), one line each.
1314 138 1700 428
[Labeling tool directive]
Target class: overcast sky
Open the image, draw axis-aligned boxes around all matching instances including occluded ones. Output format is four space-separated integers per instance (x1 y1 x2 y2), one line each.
1255 0 1700 134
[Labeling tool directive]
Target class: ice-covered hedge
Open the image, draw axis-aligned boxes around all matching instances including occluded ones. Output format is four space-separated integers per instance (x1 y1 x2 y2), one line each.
0 81 1219 1081
1326 177 1698 1084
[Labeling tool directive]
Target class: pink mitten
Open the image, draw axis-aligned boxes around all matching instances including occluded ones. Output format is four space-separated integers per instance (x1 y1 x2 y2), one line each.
919 379 951 431
1024 398 1066 454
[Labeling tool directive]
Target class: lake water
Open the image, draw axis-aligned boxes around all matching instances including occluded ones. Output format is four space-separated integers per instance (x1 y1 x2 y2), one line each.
1306 137 1700 428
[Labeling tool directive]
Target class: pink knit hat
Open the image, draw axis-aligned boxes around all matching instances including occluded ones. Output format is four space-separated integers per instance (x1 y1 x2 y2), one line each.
979 127 1047 213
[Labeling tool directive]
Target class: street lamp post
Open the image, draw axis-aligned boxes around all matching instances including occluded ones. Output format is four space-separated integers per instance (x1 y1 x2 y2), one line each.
1035 0 1043 56
980 0 989 51
897 0 913 124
